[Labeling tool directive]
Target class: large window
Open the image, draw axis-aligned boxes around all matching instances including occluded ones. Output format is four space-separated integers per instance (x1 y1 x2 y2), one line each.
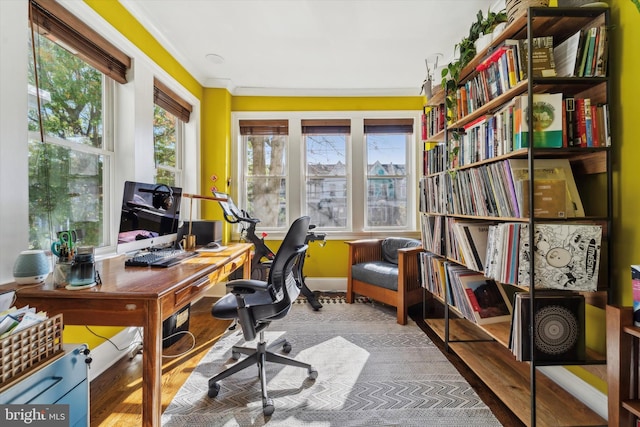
364 119 412 228
153 79 190 186
235 114 418 236
27 0 129 250
303 120 350 228
240 120 288 227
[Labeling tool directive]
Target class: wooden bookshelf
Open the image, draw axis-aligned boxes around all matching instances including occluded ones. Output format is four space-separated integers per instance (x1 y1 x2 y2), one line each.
418 6 612 426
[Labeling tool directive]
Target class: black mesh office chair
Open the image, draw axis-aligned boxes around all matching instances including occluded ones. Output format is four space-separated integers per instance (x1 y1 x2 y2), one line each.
207 216 318 416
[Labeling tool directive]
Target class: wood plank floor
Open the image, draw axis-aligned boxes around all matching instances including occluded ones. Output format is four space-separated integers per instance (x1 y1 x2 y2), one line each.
90 297 522 426
90 297 231 426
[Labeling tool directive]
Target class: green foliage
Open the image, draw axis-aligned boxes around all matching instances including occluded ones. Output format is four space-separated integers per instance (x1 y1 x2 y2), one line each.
633 0 640 13
440 8 506 122
28 33 104 248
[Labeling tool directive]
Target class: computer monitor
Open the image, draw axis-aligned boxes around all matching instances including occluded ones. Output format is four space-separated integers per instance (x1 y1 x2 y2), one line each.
116 181 183 254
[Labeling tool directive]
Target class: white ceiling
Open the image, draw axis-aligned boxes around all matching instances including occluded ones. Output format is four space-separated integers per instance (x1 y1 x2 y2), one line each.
121 0 501 97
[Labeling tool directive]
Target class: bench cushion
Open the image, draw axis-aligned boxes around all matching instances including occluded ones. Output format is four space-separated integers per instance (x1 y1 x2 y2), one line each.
381 237 421 265
351 261 399 291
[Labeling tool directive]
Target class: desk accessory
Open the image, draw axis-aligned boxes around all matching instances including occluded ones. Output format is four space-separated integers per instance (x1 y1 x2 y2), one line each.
12 250 50 285
68 246 96 288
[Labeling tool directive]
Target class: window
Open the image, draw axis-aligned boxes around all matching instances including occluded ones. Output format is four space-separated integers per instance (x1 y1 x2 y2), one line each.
240 120 288 228
27 0 129 250
303 120 350 228
235 113 418 236
153 79 191 186
364 119 413 228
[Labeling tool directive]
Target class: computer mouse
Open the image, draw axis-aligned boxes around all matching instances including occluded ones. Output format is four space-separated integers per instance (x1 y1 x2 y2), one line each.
205 241 220 249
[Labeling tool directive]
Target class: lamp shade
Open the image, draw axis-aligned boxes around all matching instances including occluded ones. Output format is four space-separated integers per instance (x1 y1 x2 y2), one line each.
13 250 50 284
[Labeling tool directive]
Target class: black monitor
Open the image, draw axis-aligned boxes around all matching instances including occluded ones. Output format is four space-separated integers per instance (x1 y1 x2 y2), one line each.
116 181 183 254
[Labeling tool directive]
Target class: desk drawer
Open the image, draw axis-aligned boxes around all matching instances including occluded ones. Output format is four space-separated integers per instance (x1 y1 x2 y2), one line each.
174 276 210 307
221 252 248 278
0 345 87 406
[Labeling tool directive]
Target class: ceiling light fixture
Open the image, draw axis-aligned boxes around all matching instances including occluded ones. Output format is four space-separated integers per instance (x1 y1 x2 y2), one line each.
205 53 225 65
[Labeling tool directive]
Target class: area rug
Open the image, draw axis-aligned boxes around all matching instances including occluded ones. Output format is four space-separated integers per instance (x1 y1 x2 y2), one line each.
162 296 502 426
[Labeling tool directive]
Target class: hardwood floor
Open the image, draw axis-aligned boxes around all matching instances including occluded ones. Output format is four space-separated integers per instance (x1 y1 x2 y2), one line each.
90 297 231 426
90 296 521 426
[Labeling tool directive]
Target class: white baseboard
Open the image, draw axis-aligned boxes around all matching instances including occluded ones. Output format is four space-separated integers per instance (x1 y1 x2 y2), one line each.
538 366 607 420
87 326 141 381
304 277 347 292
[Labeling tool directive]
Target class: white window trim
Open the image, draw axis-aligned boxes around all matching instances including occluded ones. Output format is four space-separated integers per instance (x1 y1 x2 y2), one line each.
232 110 421 240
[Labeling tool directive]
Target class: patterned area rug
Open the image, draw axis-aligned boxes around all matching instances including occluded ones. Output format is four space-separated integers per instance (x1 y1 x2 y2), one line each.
162 297 502 426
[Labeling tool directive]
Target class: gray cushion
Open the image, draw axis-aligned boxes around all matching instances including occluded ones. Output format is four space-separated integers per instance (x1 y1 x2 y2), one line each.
381 237 421 265
351 261 399 291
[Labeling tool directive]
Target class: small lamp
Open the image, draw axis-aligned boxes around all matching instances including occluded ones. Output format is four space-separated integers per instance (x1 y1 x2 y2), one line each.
13 249 50 285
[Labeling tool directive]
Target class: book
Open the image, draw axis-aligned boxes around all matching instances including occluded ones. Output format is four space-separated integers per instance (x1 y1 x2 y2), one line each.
564 97 578 147
583 27 599 77
584 98 593 146
517 223 602 291
517 178 567 218
453 221 494 272
458 273 512 325
553 30 582 77
594 25 608 77
511 292 586 362
508 158 585 218
530 36 557 77
513 93 563 149
575 98 588 147
633 265 640 326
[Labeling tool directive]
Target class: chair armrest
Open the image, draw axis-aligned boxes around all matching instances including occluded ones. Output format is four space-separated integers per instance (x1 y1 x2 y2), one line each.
226 279 270 295
345 239 383 264
397 245 423 294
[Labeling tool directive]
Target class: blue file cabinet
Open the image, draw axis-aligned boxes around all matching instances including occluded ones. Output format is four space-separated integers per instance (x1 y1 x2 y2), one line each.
0 344 90 427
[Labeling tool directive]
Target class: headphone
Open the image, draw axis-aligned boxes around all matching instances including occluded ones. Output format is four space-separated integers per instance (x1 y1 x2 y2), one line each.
152 184 174 210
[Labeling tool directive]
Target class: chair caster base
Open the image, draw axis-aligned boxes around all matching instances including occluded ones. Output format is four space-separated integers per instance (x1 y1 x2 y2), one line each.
308 367 318 380
282 341 292 353
208 381 220 398
263 398 274 416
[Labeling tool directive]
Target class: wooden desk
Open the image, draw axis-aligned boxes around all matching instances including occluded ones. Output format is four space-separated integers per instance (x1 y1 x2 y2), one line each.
1 243 252 427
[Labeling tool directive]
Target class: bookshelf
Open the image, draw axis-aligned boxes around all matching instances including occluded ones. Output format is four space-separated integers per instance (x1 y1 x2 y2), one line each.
419 6 611 426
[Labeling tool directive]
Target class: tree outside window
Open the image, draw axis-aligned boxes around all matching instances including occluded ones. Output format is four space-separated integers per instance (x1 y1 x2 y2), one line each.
27 31 110 250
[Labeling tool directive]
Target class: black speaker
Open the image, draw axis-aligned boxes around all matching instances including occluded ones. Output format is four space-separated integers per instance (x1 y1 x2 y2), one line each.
178 220 222 246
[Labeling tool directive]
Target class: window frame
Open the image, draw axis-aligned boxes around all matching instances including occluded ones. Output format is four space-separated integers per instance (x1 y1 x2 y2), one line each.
27 15 117 251
232 110 420 240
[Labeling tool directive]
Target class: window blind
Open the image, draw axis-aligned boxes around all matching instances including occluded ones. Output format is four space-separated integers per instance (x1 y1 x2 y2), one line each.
301 119 351 135
30 0 131 84
364 118 414 134
239 120 289 136
154 78 193 123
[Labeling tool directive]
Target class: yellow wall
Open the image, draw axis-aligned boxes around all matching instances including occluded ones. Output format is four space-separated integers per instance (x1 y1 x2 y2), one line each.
555 0 640 395
224 95 424 279
74 1 639 398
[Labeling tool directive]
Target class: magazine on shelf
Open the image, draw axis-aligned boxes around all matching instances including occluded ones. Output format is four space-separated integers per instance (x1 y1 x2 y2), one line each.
517 223 602 291
510 292 585 362
507 158 585 218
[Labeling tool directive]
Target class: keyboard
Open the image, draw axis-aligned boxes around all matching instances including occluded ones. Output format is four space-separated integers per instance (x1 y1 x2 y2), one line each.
125 250 198 268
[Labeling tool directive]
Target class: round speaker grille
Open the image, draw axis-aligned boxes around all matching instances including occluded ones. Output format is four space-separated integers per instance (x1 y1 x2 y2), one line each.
534 305 578 355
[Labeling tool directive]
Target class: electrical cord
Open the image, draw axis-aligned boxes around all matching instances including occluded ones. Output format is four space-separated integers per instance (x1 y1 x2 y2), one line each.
161 330 196 358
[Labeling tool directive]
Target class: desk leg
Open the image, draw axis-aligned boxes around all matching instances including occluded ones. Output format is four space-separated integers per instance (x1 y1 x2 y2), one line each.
243 248 252 279
142 300 163 427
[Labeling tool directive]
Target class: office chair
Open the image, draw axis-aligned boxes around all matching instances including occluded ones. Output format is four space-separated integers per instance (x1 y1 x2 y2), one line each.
208 216 318 416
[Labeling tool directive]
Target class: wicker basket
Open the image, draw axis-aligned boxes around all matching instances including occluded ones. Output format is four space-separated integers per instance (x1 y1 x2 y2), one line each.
506 0 550 22
0 313 64 390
